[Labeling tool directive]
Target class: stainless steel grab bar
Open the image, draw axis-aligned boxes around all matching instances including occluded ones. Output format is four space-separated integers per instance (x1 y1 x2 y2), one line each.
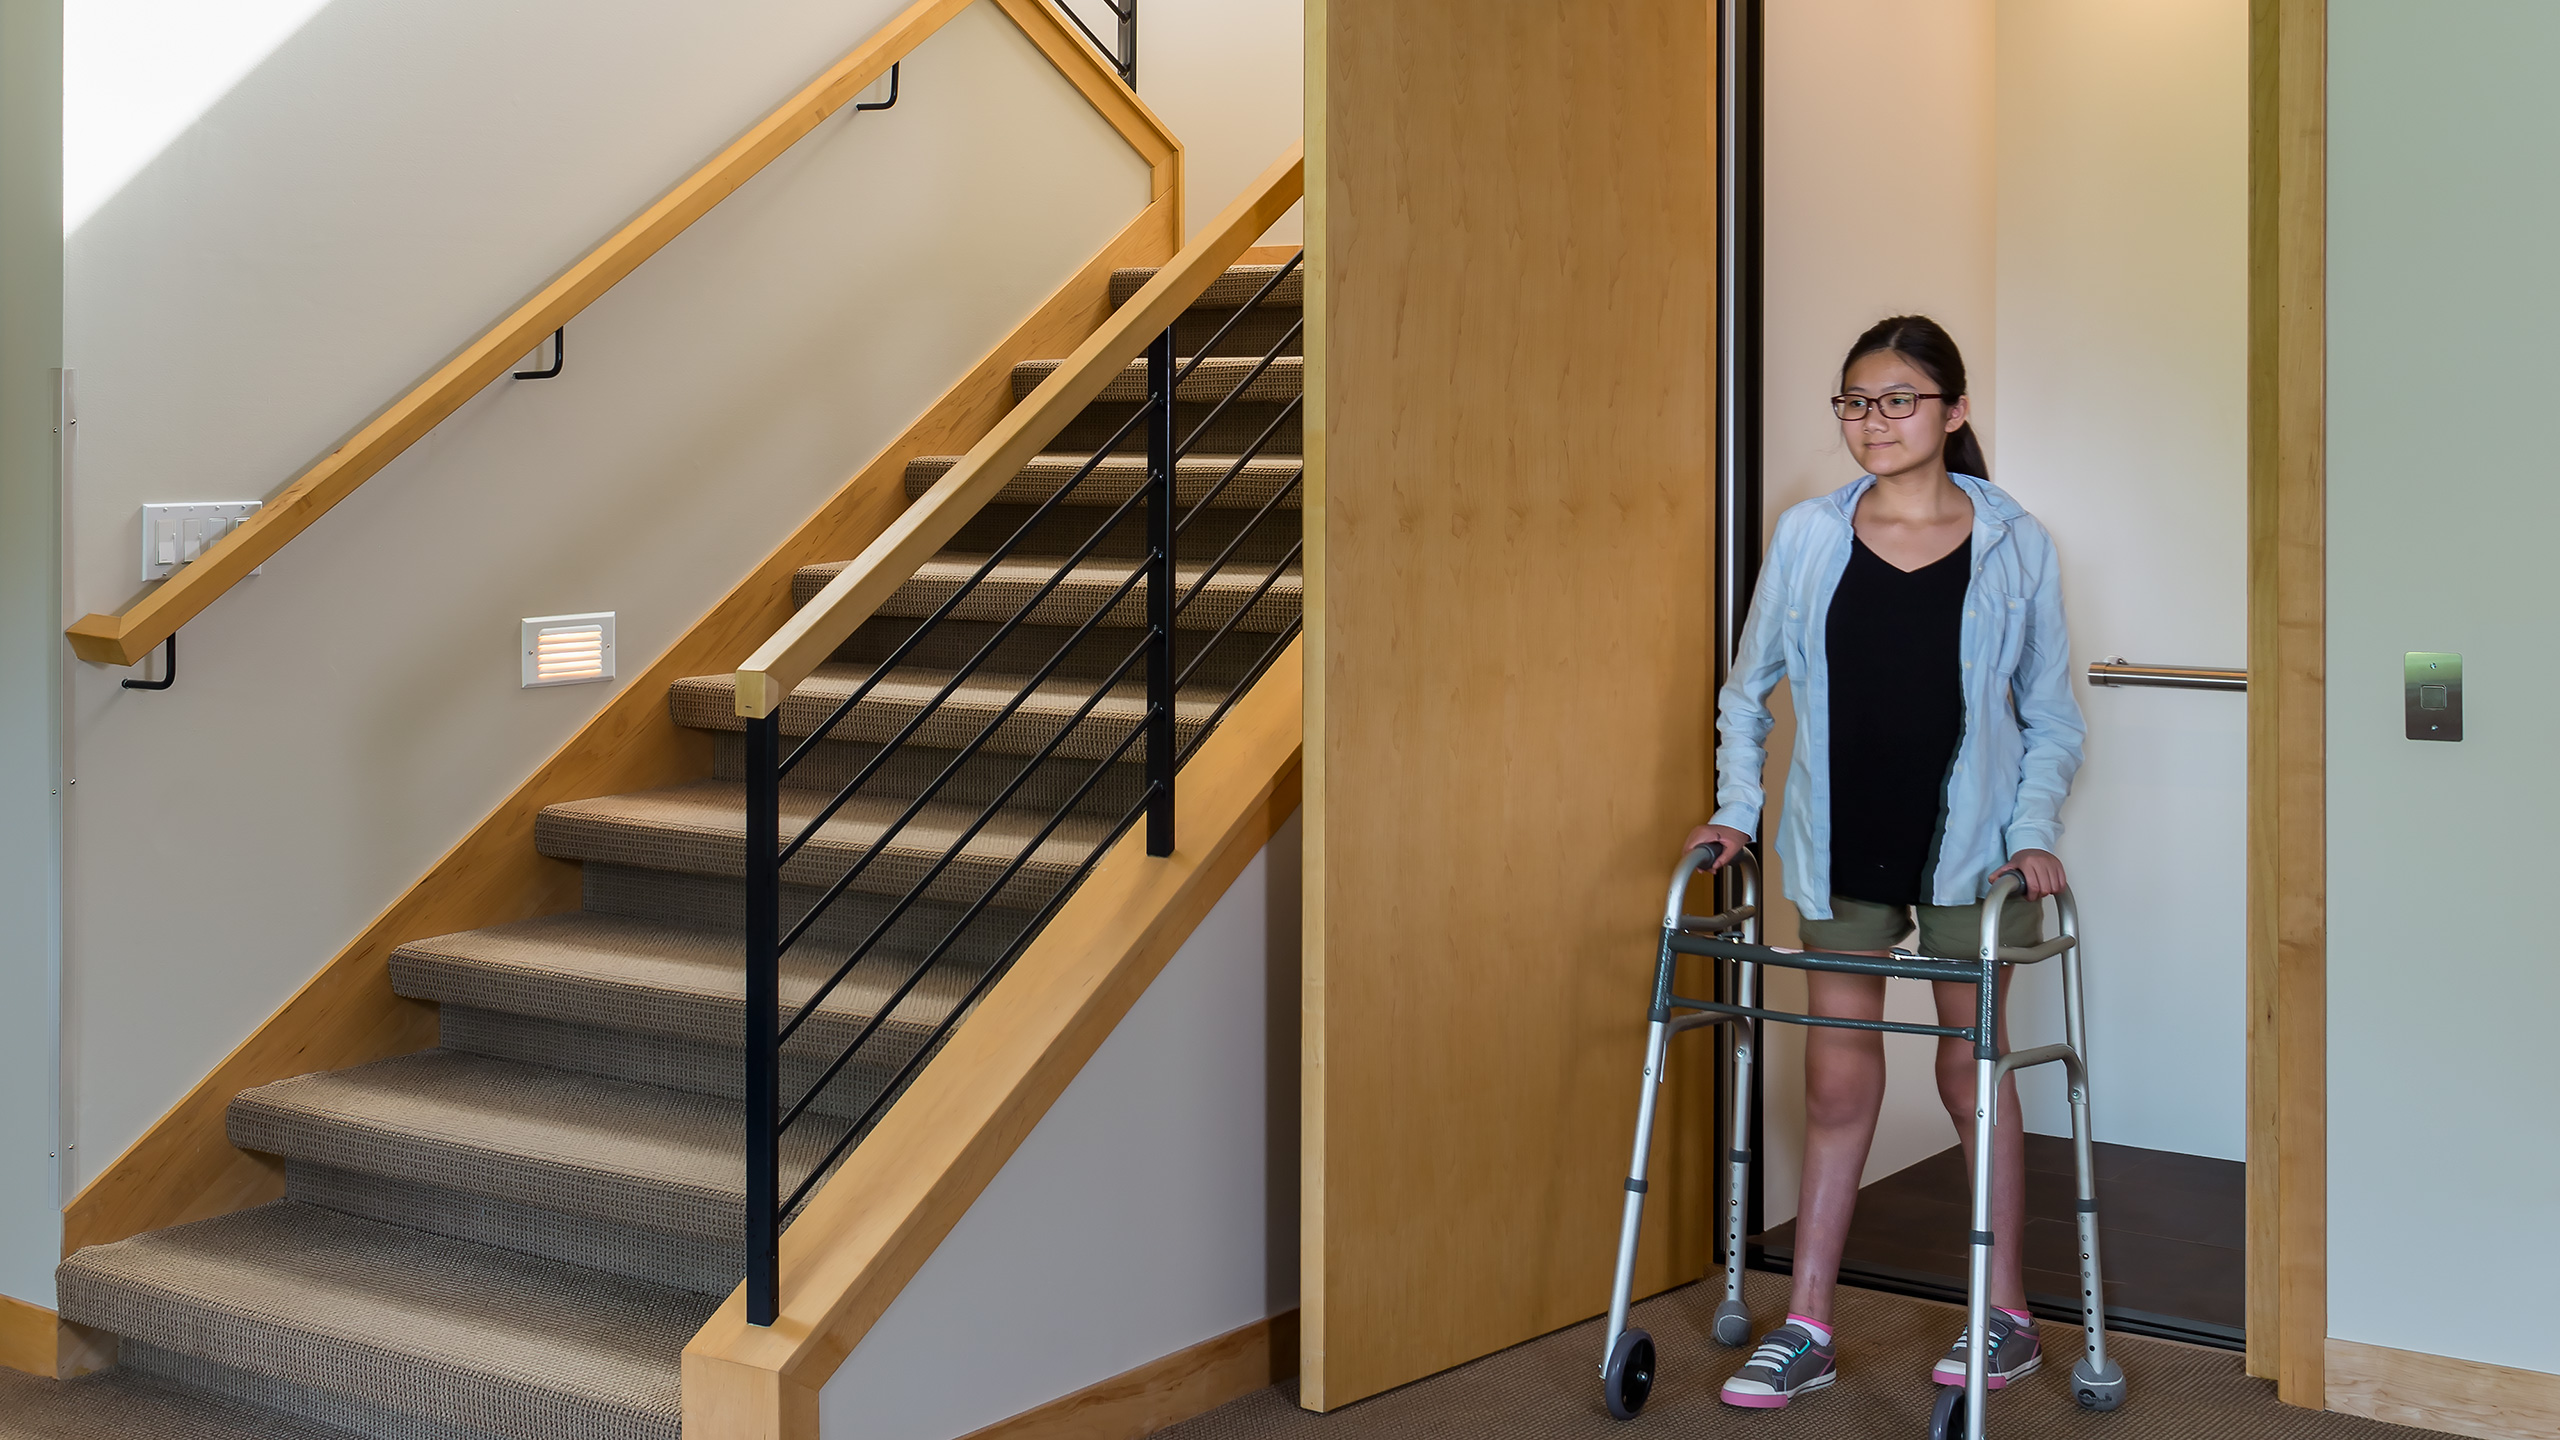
2085 657 2246 692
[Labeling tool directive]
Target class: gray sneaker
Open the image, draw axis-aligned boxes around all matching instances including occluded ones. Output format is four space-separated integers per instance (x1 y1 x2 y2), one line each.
1720 1322 1837 1409
1930 1309 2042 1389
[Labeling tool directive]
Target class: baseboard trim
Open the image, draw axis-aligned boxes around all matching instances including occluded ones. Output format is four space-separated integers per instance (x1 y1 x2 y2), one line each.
0 1295 117 1381
960 1312 1299 1440
2327 1337 2560 1440
0 1294 48 1379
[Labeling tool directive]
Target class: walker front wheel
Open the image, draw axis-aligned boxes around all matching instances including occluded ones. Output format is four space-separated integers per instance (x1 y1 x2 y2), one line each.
1603 1328 1656 1420
1929 1383 1967 1440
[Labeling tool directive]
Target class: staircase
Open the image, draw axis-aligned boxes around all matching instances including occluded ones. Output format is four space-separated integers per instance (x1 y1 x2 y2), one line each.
10 262 1302 1440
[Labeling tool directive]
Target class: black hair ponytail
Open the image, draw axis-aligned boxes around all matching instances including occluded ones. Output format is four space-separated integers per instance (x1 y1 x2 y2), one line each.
1840 315 1987 480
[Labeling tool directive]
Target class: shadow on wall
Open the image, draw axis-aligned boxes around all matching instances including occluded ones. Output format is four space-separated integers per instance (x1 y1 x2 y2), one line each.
57 0 1151 1198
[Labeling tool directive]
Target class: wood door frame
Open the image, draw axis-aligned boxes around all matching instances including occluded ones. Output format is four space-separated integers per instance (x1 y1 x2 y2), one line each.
2245 0 2326 1409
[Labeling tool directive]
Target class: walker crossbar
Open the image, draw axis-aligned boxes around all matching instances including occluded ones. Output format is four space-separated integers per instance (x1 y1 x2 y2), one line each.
1670 938 1989 985
1668 1000 1976 1041
1597 846 2128 1436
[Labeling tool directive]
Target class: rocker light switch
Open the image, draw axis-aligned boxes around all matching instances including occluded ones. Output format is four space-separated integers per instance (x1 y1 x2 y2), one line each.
140 501 263 581
2404 652 2462 742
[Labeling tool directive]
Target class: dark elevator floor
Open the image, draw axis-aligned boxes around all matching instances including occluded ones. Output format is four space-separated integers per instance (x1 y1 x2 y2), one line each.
1752 1135 2245 1348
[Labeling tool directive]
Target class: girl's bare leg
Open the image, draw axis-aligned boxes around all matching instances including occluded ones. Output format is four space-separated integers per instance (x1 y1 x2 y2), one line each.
1932 967 2028 1313
1786 970 1888 1326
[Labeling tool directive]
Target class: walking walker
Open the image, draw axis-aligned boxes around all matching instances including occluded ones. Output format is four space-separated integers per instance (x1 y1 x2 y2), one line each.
1599 846 2129 1437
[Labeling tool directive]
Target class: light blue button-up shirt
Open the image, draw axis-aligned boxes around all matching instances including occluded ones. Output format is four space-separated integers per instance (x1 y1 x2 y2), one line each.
1711 474 2085 918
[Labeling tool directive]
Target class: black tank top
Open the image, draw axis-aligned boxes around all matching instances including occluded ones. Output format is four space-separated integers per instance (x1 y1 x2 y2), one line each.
1826 534 1971 906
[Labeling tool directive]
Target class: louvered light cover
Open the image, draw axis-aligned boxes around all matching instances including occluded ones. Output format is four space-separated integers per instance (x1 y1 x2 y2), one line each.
522 612 614 687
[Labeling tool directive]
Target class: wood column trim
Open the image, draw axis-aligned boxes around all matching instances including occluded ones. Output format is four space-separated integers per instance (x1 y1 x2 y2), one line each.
2245 0 2326 1406
1301 0 1716 1409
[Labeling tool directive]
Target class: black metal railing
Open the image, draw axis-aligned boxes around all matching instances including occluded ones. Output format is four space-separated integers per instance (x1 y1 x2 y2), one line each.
740 250 1303 1324
1055 0 1138 88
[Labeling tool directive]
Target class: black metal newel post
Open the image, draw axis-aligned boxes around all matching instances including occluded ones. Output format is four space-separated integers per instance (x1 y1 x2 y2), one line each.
743 710 783 1326
1144 326 1177 856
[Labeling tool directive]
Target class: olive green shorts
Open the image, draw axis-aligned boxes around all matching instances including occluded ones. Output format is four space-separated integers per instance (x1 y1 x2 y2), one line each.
1797 891 2042 960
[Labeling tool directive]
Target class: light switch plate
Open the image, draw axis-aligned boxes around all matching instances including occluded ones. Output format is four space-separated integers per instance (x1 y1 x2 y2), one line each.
141 501 263 581
2404 651 2462 741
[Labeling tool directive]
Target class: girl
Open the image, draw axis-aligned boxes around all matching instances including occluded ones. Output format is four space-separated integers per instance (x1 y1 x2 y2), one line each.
1685 315 2084 1408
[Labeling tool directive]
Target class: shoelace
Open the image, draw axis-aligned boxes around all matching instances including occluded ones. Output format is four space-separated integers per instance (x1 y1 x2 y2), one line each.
1948 1315 2017 1354
1747 1331 1814 1372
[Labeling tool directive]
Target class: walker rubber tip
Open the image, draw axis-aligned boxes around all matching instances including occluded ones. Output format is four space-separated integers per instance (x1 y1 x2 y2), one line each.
2071 1356 2128 1411
1711 1299 1752 1347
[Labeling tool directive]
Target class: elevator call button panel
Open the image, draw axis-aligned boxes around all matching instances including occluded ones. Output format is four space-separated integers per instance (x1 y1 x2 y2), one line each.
2405 652 2462 742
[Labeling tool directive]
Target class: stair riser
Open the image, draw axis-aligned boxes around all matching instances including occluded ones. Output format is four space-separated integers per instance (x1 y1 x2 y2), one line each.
793 571 1302 640
939 500 1297 573
287 1164 739 1299
579 863 1029 968
439 1007 932 1128
1013 358 1303 407
1050 399 1299 459
674 668 1224 765
873 569 1302 636
121 1341 508 1440
812 615 1288 696
534 805 1089 911
226 1091 811 1252
711 735 1166 817
1109 265 1301 312
391 929 984 1088
902 455 1307 512
1158 306 1303 360
715 728 1146 805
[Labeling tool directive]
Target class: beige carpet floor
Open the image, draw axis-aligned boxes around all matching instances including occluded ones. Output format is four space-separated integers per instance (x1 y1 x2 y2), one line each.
1164 1271 2438 1440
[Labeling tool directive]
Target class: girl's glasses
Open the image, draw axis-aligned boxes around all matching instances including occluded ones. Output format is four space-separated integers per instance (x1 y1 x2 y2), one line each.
1831 391 1947 421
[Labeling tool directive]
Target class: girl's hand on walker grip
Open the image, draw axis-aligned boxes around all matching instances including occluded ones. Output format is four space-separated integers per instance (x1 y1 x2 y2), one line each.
1683 823 1753 870
1991 848 2067 900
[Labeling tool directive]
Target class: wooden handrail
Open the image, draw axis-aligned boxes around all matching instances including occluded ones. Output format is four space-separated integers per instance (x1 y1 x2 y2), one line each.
731 140 1305 718
63 0 1179 669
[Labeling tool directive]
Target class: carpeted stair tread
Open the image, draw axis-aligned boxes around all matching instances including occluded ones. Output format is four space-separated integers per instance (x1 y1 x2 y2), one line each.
903 452 1303 507
0 1365 383 1440
55 1202 714 1440
536 778 1113 897
1012 353 1300 404
227 1051 846 1241
797 553 1303 633
1111 263 1301 310
664 663 1230 754
390 911 975 1055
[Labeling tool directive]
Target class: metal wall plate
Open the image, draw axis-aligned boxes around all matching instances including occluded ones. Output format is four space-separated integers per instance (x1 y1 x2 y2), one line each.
2404 652 2462 741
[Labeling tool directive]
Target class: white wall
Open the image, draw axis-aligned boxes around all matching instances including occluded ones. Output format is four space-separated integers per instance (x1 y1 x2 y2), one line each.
1992 0 2247 1161
822 815 1301 1439
2328 2 2560 1375
1756 0 2000 1225
1059 0 1303 242
0 0 68 1308
55 0 1151 1245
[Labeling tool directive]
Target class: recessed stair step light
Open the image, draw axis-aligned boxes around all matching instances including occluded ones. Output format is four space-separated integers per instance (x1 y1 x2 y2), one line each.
522 612 614 688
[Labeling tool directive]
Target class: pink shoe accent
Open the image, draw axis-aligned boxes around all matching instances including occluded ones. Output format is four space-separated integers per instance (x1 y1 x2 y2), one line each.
1721 1389 1792 1409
